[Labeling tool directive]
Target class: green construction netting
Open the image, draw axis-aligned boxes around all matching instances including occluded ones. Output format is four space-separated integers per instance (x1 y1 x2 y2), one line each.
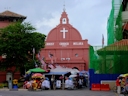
107 0 123 45
89 0 126 74
89 46 128 74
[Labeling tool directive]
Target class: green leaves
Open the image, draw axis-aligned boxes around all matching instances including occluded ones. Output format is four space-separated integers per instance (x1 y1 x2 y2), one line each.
0 22 46 69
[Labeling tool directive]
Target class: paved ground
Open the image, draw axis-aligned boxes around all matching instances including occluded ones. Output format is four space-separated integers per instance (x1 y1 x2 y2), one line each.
0 88 124 96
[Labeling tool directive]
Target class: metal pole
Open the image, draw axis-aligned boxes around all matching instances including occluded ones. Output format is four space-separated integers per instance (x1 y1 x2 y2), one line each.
33 47 37 67
62 74 64 90
33 48 35 61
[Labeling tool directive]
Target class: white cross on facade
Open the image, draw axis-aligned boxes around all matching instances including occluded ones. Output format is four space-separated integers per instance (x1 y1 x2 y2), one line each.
60 28 68 39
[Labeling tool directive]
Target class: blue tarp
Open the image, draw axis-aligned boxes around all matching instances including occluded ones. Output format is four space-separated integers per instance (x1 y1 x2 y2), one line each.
44 72 69 75
79 70 89 76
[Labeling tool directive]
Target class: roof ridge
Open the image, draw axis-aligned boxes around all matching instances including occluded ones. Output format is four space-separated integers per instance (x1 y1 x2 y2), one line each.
0 10 26 18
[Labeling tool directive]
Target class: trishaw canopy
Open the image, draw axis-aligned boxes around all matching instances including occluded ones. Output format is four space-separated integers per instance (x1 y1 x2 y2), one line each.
31 73 45 78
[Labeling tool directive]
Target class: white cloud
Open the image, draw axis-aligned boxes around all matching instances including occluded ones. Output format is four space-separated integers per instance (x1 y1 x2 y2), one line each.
0 0 112 46
35 12 60 29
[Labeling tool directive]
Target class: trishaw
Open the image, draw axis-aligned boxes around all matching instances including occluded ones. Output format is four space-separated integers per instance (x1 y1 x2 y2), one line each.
24 73 45 91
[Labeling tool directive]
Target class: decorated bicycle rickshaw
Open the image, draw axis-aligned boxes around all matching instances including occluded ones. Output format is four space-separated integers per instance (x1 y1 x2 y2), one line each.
23 68 46 91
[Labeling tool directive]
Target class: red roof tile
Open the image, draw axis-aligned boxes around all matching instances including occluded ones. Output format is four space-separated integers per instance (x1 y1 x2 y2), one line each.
0 10 26 19
111 39 128 46
98 39 128 51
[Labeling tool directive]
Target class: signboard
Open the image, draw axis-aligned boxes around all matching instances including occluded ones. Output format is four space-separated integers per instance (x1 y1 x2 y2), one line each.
73 42 83 45
45 42 84 46
59 42 69 47
46 43 54 46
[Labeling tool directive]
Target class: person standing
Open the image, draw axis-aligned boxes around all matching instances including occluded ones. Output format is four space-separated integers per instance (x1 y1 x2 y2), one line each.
116 77 121 94
83 77 87 87
56 79 61 89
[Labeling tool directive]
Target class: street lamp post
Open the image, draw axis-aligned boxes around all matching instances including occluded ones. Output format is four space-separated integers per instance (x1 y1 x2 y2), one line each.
32 47 37 67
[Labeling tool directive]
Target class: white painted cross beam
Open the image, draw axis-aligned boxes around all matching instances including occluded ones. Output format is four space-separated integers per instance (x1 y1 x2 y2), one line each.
60 28 68 39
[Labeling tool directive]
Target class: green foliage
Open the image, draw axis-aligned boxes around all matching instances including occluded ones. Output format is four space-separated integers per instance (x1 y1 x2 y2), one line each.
0 83 4 88
0 22 46 69
17 82 24 88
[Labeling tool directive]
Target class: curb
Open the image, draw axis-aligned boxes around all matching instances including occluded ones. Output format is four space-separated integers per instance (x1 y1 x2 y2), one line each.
0 88 27 91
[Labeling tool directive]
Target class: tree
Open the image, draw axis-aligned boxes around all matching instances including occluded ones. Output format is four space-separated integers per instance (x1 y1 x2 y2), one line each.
0 22 46 73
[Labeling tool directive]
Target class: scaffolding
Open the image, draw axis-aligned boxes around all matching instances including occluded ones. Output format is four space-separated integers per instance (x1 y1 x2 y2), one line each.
107 0 123 45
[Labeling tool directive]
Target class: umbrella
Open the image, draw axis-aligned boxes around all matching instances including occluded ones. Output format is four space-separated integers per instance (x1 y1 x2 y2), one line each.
32 73 44 78
119 74 124 77
80 70 88 74
79 70 89 75
122 73 128 77
29 68 45 73
80 70 86 74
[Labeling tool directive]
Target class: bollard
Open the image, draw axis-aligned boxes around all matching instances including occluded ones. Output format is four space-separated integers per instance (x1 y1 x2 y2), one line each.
8 77 12 90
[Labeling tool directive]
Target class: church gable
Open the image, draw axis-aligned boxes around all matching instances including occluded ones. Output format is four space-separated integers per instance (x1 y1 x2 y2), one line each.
70 27 82 40
46 28 57 41
45 10 88 49
46 10 82 41
46 25 82 41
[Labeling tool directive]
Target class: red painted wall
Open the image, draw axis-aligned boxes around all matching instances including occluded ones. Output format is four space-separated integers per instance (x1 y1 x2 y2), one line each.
0 72 6 83
0 72 20 83
0 21 11 28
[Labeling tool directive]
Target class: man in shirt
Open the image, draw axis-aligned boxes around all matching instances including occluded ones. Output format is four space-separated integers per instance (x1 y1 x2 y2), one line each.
42 78 50 90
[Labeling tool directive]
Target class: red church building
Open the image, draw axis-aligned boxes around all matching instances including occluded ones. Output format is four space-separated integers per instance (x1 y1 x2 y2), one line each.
39 10 90 71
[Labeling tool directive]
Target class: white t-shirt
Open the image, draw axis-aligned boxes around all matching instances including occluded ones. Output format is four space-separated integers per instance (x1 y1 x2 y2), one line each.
42 80 50 88
65 80 69 88
68 80 73 86
65 79 74 88
56 80 61 88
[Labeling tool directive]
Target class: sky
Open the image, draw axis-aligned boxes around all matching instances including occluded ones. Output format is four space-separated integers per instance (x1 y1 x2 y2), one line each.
0 0 112 46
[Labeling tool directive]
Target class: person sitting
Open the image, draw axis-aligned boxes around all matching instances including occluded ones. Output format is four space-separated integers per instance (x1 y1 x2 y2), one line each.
68 78 74 89
65 78 74 89
65 78 69 89
41 77 50 90
56 79 61 89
